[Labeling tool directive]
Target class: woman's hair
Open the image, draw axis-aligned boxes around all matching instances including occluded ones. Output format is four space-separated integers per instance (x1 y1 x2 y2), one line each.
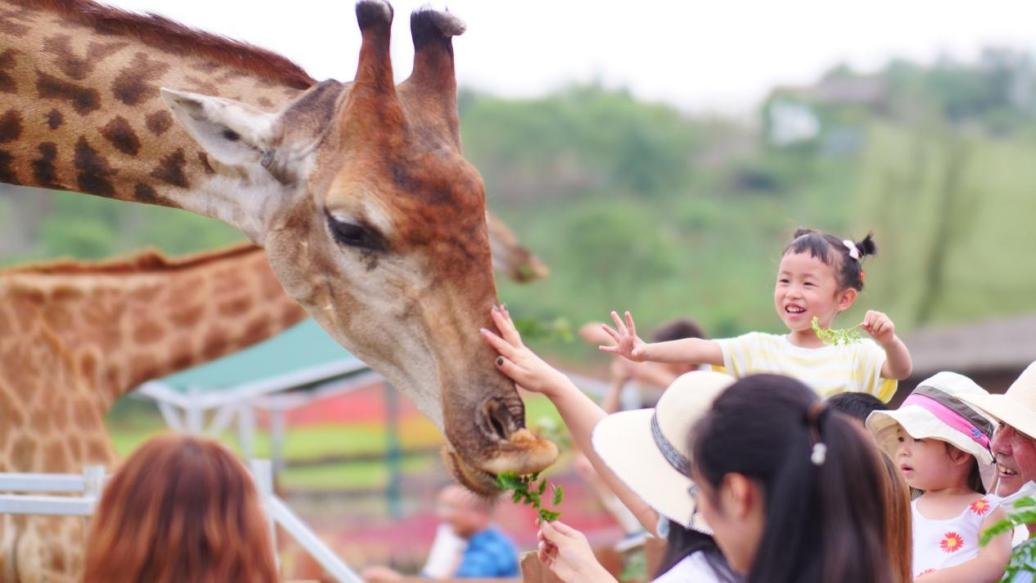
84 434 278 583
784 228 877 291
656 520 737 582
691 374 893 583
878 452 913 583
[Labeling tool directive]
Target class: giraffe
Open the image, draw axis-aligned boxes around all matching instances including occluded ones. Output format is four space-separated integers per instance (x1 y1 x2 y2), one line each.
0 244 304 581
0 0 558 502
0 231 546 582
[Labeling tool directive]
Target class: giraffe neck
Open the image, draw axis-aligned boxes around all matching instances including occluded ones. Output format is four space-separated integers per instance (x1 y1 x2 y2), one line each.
0 0 314 233
0 244 306 410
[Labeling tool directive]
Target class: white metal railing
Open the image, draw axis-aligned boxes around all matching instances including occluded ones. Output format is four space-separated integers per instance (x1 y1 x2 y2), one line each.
0 465 104 516
250 460 362 583
0 461 361 583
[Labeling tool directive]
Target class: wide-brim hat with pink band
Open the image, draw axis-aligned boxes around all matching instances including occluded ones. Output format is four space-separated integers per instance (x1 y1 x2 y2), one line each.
866 371 998 491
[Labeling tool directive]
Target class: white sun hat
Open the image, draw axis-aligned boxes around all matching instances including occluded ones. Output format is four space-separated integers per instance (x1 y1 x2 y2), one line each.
958 361 1036 441
866 371 998 491
591 370 735 529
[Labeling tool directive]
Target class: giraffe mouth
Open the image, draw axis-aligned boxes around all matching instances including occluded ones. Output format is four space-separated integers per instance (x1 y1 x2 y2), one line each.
442 427 559 495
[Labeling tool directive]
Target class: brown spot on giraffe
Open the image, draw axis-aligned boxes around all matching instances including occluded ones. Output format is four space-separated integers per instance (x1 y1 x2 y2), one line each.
41 35 127 81
36 70 101 115
11 435 36 469
78 351 98 380
132 320 164 344
111 51 170 105
46 108 63 129
43 441 68 473
128 284 161 303
41 304 72 330
0 149 16 184
32 142 60 187
134 182 159 204
217 295 252 317
149 147 189 188
190 60 220 73
130 353 160 382
71 399 94 430
0 108 21 142
74 136 117 197
170 303 205 327
99 115 140 156
145 109 172 135
201 329 228 360
184 75 218 95
0 12 29 37
242 316 271 345
0 48 18 93
86 439 107 462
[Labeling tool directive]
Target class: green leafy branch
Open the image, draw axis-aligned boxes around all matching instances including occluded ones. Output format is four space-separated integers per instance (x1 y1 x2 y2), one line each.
811 316 863 346
980 496 1035 581
497 472 564 522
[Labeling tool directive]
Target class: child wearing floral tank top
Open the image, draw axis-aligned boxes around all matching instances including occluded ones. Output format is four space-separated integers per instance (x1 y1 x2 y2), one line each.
867 372 1013 581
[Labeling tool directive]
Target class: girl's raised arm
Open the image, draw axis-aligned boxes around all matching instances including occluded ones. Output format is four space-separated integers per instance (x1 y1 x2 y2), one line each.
600 310 724 367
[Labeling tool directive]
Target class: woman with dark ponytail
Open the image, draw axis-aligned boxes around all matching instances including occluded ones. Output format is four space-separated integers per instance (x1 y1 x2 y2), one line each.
600 227 913 403
690 374 894 583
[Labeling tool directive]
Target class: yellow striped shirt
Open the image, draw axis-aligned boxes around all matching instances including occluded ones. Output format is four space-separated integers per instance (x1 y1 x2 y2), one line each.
715 332 897 402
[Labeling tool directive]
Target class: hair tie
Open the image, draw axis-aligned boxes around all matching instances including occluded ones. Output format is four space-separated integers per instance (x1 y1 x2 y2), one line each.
805 402 828 466
842 240 861 261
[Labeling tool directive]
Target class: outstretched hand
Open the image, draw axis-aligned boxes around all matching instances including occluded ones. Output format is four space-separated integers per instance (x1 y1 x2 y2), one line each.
598 310 648 362
480 305 570 398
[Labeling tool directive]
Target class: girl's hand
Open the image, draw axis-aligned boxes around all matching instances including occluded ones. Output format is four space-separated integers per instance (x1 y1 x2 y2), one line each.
537 520 613 582
480 305 570 398
599 310 648 362
860 310 896 346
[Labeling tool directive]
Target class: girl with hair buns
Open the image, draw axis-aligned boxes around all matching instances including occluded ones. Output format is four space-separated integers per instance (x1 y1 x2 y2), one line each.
84 434 278 583
601 228 913 402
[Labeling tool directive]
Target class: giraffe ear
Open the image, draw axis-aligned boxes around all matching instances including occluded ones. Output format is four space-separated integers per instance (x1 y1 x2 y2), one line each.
160 88 276 167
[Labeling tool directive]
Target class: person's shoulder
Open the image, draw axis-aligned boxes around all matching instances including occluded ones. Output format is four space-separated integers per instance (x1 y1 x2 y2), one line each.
473 526 517 551
653 551 726 582
720 330 781 346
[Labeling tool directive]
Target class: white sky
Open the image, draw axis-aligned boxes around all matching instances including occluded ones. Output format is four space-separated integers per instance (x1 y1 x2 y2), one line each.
103 0 1036 116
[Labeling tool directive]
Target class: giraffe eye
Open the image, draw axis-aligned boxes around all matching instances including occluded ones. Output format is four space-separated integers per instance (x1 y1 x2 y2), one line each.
326 215 387 252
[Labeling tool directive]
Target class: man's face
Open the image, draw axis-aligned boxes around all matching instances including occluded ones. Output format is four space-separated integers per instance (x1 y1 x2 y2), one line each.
435 486 485 538
990 424 1036 496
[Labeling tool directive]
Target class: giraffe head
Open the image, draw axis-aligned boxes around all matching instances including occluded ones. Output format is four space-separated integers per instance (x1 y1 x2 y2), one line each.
159 1 555 493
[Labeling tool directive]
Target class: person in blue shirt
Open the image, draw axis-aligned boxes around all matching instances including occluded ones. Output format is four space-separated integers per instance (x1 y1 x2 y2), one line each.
362 484 519 581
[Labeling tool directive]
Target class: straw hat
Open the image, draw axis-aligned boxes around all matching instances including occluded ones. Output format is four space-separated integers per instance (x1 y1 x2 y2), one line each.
866 371 997 491
591 370 734 529
959 361 1036 441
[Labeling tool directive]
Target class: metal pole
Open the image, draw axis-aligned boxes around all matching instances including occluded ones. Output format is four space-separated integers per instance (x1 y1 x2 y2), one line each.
383 383 402 519
249 459 279 571
270 408 286 475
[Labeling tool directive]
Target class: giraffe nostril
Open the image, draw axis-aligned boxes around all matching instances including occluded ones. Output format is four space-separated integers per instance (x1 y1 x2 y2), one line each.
477 397 519 442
